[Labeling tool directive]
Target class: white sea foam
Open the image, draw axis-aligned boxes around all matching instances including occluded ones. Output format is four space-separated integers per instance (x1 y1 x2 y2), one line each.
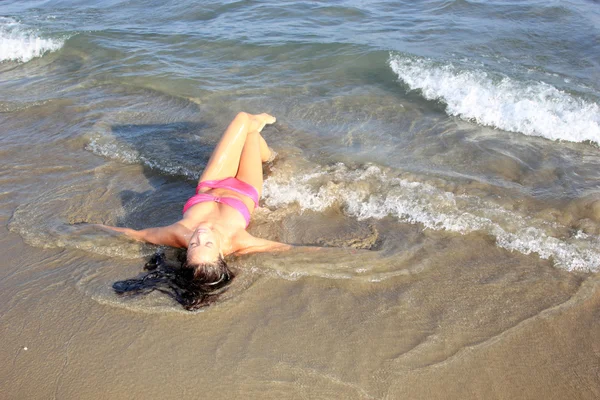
389 54 600 145
264 163 600 272
0 17 64 62
85 121 600 272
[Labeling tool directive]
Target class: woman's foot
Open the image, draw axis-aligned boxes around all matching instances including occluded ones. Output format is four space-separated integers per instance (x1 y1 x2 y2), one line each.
264 147 277 163
248 113 276 133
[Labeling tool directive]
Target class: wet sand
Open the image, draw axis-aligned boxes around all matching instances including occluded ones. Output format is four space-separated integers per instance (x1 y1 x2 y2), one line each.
2 220 599 399
0 92 598 398
2 152 599 399
3 0 600 396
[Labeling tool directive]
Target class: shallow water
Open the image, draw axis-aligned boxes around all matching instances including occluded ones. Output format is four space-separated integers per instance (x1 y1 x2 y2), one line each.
2 0 600 398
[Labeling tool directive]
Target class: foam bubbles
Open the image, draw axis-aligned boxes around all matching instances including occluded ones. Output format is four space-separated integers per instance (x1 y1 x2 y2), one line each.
389 54 600 145
264 164 600 272
0 17 64 63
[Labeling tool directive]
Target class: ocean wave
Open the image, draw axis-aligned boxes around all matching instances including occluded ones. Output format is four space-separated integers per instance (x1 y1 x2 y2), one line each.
85 130 202 180
83 122 600 272
7 184 157 260
263 163 600 272
0 17 64 62
389 53 600 145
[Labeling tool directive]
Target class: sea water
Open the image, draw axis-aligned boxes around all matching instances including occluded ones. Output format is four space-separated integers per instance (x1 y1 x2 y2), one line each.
1 1 600 398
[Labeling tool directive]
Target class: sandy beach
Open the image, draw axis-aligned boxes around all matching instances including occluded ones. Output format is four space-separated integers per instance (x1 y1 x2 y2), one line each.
2 1 600 398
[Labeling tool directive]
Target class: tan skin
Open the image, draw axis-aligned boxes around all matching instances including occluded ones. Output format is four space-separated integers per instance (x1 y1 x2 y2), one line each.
102 112 295 264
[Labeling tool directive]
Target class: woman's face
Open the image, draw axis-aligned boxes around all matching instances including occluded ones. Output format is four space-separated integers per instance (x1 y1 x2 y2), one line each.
187 225 221 264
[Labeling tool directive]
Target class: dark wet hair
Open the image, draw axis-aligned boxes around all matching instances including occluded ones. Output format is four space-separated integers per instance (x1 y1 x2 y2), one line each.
112 251 234 311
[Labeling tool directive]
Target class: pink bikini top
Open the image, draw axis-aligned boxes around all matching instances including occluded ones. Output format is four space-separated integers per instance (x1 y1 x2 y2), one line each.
182 177 259 227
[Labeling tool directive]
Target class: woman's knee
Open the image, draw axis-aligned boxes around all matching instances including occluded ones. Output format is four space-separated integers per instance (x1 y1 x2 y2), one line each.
233 111 250 123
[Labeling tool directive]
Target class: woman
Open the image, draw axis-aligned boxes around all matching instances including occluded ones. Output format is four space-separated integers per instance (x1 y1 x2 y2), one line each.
105 112 295 309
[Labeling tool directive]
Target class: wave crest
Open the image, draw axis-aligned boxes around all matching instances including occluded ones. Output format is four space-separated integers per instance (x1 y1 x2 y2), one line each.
0 17 64 62
389 53 600 145
264 163 600 272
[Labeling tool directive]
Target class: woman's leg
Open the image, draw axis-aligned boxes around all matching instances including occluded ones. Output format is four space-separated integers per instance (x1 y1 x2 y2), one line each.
199 112 275 183
235 131 269 199
257 132 273 163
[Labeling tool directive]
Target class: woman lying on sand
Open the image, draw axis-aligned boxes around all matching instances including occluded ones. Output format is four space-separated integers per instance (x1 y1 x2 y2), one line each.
103 112 301 310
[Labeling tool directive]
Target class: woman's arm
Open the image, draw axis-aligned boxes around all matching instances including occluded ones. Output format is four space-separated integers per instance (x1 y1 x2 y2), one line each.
235 238 293 255
96 224 184 248
234 234 323 255
234 232 378 256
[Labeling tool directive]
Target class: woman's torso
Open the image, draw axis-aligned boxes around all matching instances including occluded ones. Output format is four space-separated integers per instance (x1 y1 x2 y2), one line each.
175 186 258 252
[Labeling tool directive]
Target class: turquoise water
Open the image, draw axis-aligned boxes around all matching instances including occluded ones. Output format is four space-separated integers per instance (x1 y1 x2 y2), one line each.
2 1 600 270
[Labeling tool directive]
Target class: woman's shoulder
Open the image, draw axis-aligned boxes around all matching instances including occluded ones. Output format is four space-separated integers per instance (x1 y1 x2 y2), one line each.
162 221 194 247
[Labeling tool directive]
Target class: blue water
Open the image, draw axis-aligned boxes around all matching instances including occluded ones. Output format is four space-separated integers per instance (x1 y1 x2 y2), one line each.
3 0 600 272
